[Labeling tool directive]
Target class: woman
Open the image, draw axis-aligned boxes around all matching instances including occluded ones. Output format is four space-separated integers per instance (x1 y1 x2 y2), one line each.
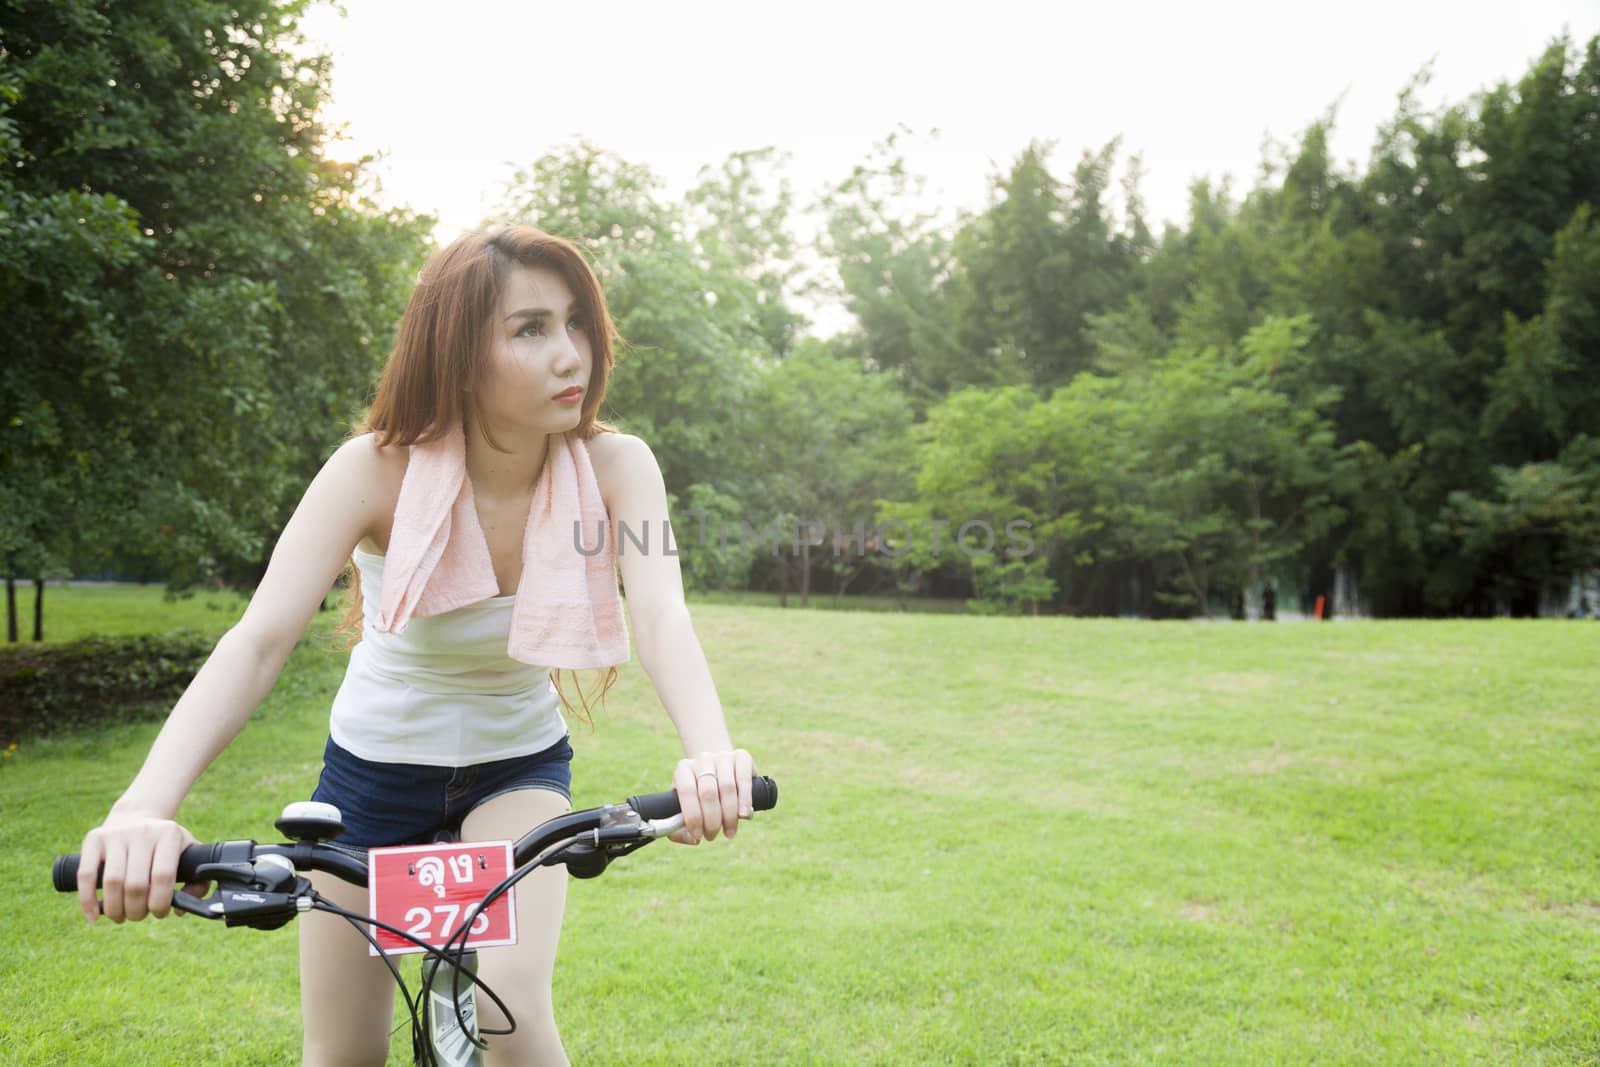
76 225 757 1065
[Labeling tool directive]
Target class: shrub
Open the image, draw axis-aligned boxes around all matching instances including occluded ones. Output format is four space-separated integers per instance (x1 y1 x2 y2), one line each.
0 632 211 743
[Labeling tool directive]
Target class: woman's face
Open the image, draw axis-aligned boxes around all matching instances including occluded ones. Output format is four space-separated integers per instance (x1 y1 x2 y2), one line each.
475 263 593 437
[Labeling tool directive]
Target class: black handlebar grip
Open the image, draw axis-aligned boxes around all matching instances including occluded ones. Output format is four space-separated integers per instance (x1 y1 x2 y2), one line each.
51 854 79 893
52 843 223 893
626 789 681 821
627 775 778 821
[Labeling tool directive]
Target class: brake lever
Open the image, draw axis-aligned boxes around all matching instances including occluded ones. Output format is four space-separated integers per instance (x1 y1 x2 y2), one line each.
641 814 685 839
560 814 683 879
169 855 312 928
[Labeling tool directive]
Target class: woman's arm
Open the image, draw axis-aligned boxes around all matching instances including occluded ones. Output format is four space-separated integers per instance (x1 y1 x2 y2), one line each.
77 434 402 923
591 432 755 845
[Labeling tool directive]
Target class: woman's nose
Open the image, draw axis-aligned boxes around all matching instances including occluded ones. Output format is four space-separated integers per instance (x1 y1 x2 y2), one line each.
551 332 581 374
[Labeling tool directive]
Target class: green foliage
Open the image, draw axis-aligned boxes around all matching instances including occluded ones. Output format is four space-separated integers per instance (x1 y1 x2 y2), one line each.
882 385 1091 613
1488 203 1600 460
1103 319 1349 612
1309 35 1600 613
0 0 433 597
816 131 1150 401
746 338 916 604
500 145 920 609
684 147 807 358
668 482 752 593
8 7 1594 621
498 141 786 502
0 631 209 742
887 312 1349 615
904 32 1600 617
814 128 967 407
1435 437 1600 613
947 140 1147 390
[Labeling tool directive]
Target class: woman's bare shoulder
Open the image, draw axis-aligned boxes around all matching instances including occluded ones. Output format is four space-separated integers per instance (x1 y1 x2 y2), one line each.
335 431 408 471
585 427 640 461
323 433 406 489
585 430 668 520
325 432 408 552
586 430 655 489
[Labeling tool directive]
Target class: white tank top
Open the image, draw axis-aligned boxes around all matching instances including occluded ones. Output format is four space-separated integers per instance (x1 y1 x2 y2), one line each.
327 547 567 766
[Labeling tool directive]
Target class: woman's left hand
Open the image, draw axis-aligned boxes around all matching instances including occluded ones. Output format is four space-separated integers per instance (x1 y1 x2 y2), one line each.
670 749 756 844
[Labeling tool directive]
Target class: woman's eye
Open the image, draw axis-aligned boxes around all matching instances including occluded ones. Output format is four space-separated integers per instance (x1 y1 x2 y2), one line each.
516 318 580 337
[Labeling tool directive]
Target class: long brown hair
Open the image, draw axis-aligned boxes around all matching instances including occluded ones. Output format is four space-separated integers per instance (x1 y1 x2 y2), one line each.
343 225 623 723
366 225 617 446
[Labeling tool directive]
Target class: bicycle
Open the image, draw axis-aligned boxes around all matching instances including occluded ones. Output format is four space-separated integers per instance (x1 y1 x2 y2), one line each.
54 775 779 1066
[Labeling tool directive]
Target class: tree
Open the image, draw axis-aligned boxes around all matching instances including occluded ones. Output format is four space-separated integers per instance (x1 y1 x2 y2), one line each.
0 0 432 631
946 140 1146 390
684 147 807 359
1436 437 1600 615
1329 36 1600 612
1486 203 1600 463
499 142 782 504
744 339 915 606
882 385 1100 614
813 128 968 408
1077 315 1349 616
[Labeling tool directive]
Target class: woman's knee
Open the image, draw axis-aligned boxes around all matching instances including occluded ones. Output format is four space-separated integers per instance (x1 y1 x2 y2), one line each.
477 970 565 1067
302 1032 392 1067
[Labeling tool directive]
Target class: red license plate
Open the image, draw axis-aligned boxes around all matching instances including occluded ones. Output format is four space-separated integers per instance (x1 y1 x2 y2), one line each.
366 840 517 956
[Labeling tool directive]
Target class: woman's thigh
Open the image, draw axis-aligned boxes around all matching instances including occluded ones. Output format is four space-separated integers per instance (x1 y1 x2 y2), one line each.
460 787 573 1067
300 872 398 1066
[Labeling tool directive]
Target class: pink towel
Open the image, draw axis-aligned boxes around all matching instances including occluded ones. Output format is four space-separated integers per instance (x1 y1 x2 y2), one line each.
376 425 629 669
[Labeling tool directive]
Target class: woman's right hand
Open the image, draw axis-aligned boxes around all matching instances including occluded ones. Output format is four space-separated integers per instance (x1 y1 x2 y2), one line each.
77 812 201 923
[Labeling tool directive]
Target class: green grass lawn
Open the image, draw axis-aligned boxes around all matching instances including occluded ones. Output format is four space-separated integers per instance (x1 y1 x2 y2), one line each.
4 581 252 644
2 587 1597 1064
688 587 973 614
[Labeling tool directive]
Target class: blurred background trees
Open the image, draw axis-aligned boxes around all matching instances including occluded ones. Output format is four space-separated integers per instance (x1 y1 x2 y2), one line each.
4 0 1596 625
808 34 1600 618
1 0 430 637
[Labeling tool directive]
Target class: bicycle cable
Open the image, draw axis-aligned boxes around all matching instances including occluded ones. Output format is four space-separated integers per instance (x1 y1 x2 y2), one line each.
428 832 591 1050
311 893 517 1067
314 901 430 1060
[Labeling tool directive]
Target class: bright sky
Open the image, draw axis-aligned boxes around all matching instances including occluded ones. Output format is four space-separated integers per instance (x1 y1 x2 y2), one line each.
299 0 1597 327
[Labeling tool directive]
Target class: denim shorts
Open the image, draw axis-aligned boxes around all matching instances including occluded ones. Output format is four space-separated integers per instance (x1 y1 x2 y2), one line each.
309 735 574 848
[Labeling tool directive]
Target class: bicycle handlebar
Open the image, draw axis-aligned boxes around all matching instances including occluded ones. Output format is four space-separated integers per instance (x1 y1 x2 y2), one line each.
51 839 370 894
629 773 777 821
54 775 779 893
52 843 217 892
